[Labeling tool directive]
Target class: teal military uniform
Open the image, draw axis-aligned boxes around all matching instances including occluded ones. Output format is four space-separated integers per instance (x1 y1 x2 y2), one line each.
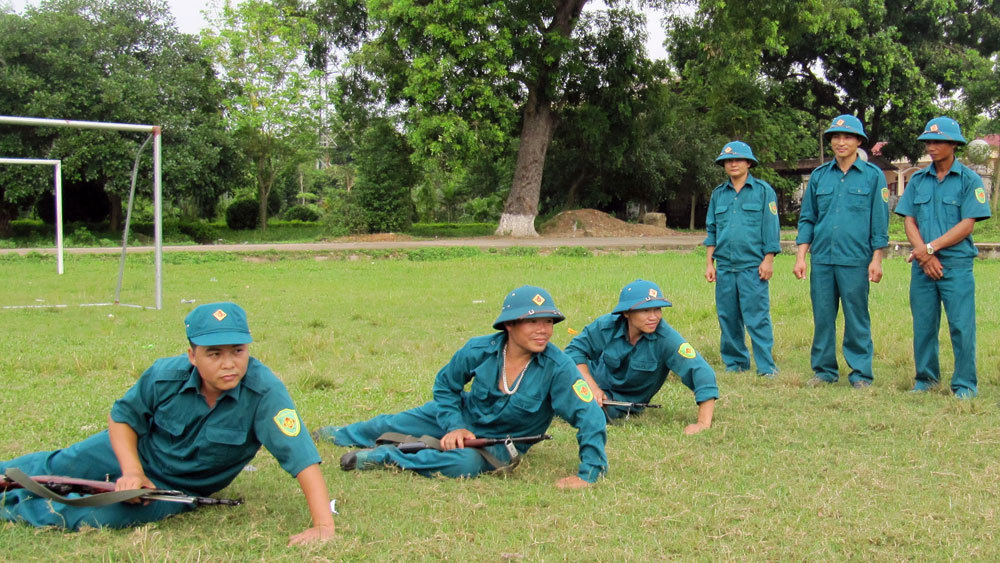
894 146 991 397
564 313 719 420
1 304 321 530
796 150 889 385
326 334 608 482
705 169 781 374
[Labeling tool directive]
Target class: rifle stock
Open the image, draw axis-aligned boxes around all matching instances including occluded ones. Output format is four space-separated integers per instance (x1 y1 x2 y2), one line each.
1 472 242 506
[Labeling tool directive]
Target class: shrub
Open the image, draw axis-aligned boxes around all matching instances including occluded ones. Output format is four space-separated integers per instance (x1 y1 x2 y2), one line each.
323 191 368 237
284 205 321 222
179 220 217 244
226 199 260 230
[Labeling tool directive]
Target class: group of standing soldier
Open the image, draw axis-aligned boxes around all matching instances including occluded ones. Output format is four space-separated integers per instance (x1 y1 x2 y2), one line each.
705 114 991 398
0 115 991 546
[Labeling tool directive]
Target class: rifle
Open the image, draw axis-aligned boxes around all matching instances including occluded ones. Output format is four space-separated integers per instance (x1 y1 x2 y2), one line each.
2 468 242 507
602 400 661 409
391 433 551 454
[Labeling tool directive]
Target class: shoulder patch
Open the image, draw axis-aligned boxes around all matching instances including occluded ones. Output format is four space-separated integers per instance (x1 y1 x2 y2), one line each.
881 187 889 203
768 201 778 215
273 408 301 437
976 187 986 204
678 342 697 359
572 379 594 403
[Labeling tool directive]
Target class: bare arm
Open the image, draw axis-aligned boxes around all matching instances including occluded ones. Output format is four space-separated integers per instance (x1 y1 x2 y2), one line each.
705 246 717 282
868 248 884 283
108 416 155 496
287 464 336 546
684 399 715 435
793 244 810 279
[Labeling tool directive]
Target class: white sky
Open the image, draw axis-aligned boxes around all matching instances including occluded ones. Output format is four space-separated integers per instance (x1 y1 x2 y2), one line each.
6 0 669 60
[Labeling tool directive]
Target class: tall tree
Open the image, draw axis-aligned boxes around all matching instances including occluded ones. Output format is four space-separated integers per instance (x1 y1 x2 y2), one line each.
204 0 324 230
314 0 652 236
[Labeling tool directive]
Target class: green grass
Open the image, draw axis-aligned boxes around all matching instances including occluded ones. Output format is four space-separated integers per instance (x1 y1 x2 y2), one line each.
2 250 1000 560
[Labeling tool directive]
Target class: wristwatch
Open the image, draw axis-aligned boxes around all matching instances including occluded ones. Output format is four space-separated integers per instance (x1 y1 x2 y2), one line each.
926 243 935 255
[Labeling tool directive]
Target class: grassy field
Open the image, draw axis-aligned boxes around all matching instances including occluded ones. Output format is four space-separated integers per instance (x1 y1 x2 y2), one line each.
1 249 999 561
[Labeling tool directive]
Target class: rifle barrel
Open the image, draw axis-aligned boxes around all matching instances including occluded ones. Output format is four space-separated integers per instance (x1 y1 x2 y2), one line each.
602 400 662 408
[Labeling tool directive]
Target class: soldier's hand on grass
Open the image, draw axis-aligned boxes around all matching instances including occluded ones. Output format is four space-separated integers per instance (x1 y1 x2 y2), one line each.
441 428 476 450
288 524 335 546
555 475 590 489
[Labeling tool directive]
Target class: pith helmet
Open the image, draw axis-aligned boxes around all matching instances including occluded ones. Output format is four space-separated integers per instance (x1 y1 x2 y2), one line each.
824 114 868 142
917 116 967 145
492 285 565 330
611 280 673 314
715 141 758 168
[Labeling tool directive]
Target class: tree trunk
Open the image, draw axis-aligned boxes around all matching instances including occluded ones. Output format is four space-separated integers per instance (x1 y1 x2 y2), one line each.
689 192 697 230
495 0 588 238
256 154 273 231
497 92 555 237
564 167 588 209
108 191 122 234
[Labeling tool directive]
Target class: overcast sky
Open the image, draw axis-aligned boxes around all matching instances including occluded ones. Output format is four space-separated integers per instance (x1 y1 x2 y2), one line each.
6 0 669 60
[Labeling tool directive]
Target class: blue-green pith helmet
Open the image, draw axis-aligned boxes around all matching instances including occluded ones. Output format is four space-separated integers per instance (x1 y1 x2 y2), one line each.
715 141 758 168
492 285 565 330
611 279 672 314
917 116 967 145
824 114 868 142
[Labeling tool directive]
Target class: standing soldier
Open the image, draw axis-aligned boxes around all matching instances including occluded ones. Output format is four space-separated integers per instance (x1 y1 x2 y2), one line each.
793 115 889 388
704 141 782 377
894 117 991 398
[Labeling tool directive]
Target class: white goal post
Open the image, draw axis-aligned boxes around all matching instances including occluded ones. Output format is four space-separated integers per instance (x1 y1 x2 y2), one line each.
0 158 64 274
0 115 163 309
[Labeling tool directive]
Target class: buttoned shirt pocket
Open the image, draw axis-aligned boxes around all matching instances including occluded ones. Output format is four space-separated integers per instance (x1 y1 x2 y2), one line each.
152 411 186 438
630 359 657 375
741 202 762 227
815 184 834 214
942 196 962 225
714 204 730 230
509 389 543 414
469 370 492 401
203 425 248 461
847 185 871 212
912 190 932 226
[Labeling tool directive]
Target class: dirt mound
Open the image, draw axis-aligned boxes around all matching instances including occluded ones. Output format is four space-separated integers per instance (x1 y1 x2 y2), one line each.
540 209 675 238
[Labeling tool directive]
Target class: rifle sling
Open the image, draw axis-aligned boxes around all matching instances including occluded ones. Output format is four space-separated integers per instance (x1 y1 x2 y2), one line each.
5 468 155 507
374 432 521 475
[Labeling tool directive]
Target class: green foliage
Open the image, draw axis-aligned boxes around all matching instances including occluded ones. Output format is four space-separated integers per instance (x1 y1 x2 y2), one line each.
225 199 261 231
178 220 218 244
283 205 321 223
404 246 484 261
354 119 416 233
322 190 368 237
551 245 593 258
65 225 99 247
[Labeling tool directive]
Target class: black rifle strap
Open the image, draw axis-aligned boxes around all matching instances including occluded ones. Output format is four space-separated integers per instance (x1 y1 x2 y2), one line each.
373 433 520 475
3 468 150 507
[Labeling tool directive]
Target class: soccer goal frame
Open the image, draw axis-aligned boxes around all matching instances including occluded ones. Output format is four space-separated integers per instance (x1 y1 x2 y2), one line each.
0 115 163 309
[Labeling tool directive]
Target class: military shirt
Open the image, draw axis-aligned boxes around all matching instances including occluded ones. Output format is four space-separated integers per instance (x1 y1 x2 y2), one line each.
795 158 890 266
894 159 991 268
704 174 782 271
431 334 608 483
564 313 720 405
111 355 320 496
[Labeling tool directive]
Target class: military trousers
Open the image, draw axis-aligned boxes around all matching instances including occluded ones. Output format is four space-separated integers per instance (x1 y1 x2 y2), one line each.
0 431 190 529
809 263 874 384
714 267 778 375
333 401 513 478
909 264 977 397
